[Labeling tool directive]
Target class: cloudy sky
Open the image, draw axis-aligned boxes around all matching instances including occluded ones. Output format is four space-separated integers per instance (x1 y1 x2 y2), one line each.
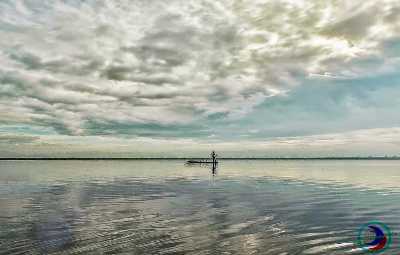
1 0 400 157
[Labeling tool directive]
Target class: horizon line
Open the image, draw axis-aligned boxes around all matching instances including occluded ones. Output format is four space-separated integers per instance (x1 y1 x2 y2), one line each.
1 156 400 161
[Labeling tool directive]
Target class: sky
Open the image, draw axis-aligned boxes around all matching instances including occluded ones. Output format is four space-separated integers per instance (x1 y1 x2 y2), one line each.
1 0 400 158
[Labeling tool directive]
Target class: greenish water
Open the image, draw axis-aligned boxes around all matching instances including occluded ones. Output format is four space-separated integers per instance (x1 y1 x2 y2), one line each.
0 160 399 254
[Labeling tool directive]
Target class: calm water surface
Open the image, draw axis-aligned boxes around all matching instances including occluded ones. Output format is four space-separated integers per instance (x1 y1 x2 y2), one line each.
0 160 399 254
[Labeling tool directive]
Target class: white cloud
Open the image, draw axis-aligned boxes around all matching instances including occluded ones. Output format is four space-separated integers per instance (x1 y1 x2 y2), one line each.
0 0 399 136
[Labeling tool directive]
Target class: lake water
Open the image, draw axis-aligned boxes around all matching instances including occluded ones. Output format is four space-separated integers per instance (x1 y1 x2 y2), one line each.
0 160 399 254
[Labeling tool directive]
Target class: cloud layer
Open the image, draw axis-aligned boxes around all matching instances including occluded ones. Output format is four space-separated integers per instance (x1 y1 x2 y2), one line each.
2 127 400 158
1 0 400 136
0 0 400 156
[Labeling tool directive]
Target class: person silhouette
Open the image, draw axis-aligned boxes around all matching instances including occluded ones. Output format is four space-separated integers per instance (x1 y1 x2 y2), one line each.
210 151 218 174
210 151 217 163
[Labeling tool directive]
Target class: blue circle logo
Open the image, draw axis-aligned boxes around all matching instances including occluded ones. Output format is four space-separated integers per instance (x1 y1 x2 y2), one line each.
357 221 392 253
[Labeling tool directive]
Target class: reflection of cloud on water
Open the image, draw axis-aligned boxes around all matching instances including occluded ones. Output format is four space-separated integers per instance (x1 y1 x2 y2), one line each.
2 168 400 254
221 160 400 192
25 184 82 253
32 214 73 253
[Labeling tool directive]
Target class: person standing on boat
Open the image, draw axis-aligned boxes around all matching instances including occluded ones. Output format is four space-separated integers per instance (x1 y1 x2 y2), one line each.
210 151 217 165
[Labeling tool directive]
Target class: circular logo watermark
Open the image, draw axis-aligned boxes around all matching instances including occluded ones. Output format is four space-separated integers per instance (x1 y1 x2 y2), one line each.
357 221 392 253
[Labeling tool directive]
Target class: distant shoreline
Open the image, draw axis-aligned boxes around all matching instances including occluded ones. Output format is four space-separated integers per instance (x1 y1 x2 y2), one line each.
1 157 400 160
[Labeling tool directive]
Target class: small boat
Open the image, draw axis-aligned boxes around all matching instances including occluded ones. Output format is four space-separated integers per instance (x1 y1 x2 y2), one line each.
186 151 218 165
186 160 218 164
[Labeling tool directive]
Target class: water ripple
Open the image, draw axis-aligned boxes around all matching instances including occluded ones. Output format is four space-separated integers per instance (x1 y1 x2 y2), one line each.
1 160 400 254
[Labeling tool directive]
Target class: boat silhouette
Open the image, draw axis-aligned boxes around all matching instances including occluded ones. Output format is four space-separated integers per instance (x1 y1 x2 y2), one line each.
186 151 218 165
186 160 217 164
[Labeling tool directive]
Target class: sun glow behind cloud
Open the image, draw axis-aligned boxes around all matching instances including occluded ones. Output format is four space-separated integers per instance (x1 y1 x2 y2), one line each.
0 0 400 157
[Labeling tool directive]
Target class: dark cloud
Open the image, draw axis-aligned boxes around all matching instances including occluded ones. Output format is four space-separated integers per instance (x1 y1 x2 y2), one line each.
84 120 210 138
320 9 378 40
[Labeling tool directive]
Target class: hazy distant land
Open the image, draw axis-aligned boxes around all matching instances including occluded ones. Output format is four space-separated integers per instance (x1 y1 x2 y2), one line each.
1 157 400 160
